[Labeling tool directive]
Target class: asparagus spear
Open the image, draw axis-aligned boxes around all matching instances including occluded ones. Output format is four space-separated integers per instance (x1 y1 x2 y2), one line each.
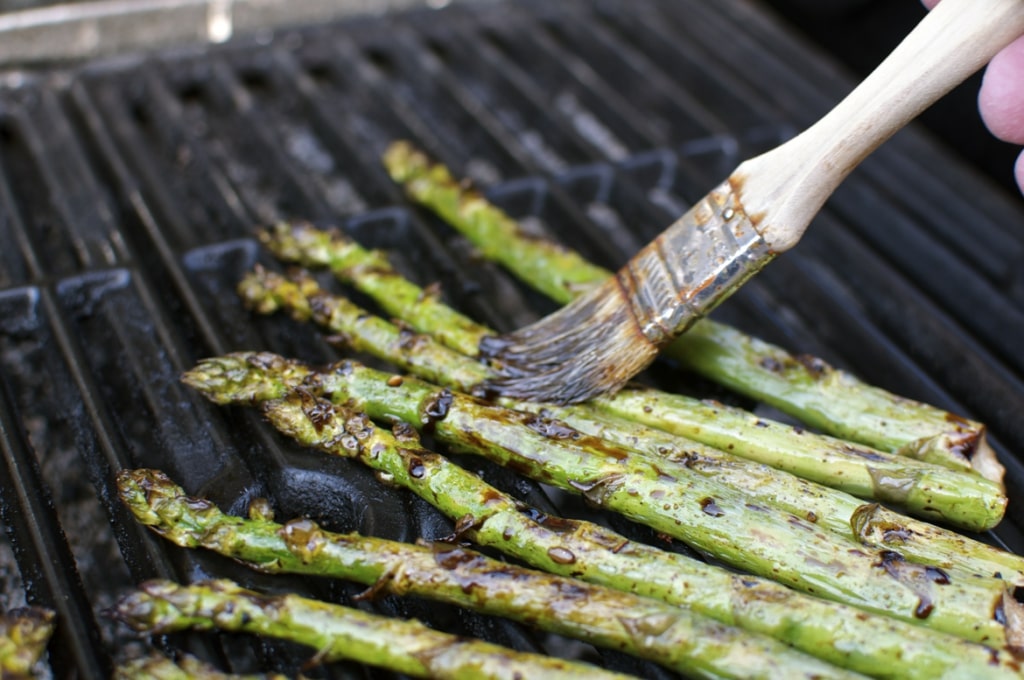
119 468 863 680
675 321 1004 482
181 358 1024 677
589 387 1006 532
238 266 491 393
114 653 288 680
238 266 1014 547
0 607 54 680
183 354 1011 645
534 398 1023 583
258 222 485 358
380 141 1001 481
116 579 630 680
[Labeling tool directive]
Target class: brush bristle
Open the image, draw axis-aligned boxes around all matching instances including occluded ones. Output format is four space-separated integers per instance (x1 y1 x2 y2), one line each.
479 278 658 404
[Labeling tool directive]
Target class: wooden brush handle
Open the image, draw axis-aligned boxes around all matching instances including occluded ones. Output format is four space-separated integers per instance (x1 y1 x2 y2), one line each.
735 0 1024 251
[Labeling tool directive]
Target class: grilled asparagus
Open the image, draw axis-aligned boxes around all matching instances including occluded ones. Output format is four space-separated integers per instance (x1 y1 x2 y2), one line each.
236 265 1014 555
116 579 632 680
114 653 288 680
118 468 863 680
183 353 1012 645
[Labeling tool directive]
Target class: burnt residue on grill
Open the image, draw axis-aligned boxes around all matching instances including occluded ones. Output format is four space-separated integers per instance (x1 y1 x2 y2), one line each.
0 0 1023 677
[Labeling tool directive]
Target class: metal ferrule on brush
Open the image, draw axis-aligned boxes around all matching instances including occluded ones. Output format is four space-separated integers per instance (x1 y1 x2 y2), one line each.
617 181 775 346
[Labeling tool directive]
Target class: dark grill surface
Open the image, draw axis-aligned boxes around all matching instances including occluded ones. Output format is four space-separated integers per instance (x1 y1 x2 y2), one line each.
2 0 1024 677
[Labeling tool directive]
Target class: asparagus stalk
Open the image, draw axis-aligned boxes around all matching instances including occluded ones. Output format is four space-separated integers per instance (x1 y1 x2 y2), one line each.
238 267 491 393
675 322 1004 482
114 653 288 680
589 387 1006 532
116 579 629 680
534 398 1023 582
119 468 863 680
0 607 54 680
238 266 1013 547
380 141 1000 481
184 354 1011 645
258 222 486 358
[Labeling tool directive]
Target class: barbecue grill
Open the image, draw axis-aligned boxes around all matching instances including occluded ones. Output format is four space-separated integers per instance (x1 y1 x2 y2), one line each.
2 0 1023 677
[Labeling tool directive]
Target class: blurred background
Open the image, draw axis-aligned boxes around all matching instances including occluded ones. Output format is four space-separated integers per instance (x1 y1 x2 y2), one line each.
0 0 1018 197
764 0 1022 200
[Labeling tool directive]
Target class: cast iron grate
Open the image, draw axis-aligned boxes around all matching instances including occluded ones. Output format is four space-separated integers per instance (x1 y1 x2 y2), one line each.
1 0 1023 677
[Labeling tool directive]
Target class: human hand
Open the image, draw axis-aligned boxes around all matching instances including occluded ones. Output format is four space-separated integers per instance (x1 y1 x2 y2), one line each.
922 0 1024 193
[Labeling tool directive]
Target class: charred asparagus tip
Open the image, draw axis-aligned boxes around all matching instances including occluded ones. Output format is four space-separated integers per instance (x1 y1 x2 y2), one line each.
237 267 324 320
181 352 312 405
258 221 346 267
0 606 56 677
382 140 426 183
115 580 196 634
116 469 224 547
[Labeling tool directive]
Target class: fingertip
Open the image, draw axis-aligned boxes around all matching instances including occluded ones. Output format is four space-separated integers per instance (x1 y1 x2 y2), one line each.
921 0 939 8
1015 151 1024 195
979 37 1024 145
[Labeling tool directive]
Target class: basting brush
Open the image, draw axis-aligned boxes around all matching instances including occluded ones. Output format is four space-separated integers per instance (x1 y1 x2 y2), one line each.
479 0 1024 404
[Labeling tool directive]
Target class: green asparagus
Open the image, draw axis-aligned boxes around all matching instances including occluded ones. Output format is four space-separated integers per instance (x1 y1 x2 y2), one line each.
114 653 288 680
237 266 1015 555
183 356 1024 676
238 267 491 392
119 468 865 680
533 396 1023 582
0 607 54 680
381 140 1001 481
590 386 1006 532
116 579 630 680
183 354 1011 645
258 222 485 358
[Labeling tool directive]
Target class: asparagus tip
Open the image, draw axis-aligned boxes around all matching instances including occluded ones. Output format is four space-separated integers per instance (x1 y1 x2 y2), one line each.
182 352 309 405
236 268 283 316
382 140 424 183
116 468 222 547
116 468 170 527
258 221 344 268
1 606 56 678
115 580 188 633
236 267 322 321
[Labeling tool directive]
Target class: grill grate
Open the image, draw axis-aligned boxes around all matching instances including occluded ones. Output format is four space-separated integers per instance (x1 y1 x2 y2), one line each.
1 0 1024 676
